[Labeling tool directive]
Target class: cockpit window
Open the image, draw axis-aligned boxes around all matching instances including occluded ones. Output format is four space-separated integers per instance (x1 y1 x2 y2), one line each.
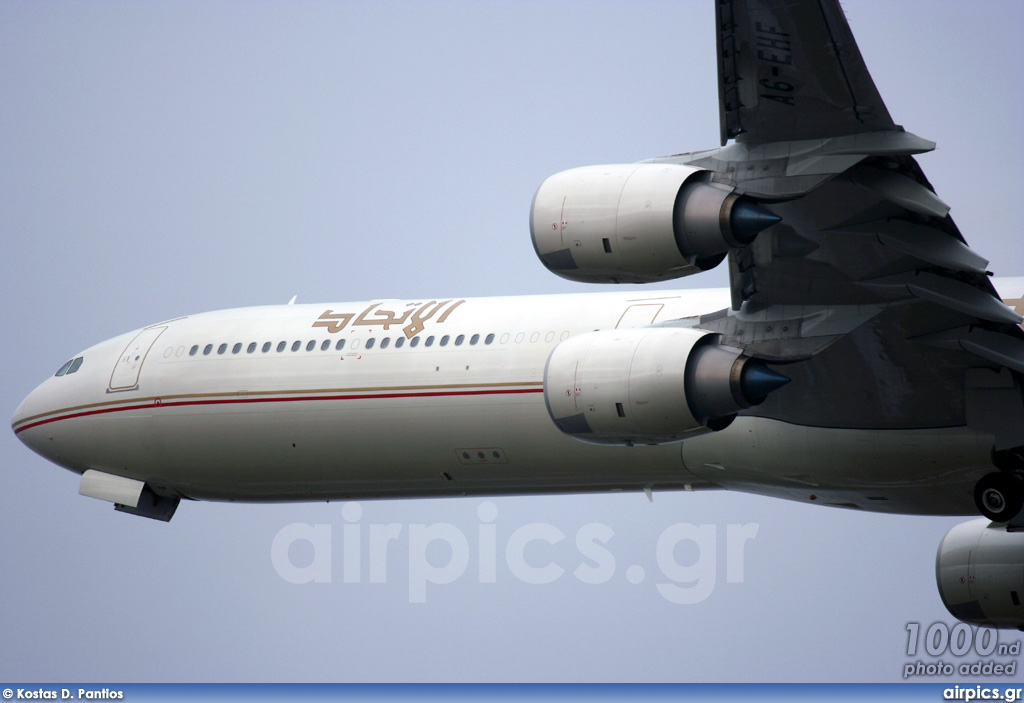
55 359 74 377
67 357 84 374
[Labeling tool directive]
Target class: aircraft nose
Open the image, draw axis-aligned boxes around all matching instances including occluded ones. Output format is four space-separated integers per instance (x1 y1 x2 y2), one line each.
13 377 45 433
13 406 42 475
12 377 63 464
11 397 28 440
11 347 102 471
13 331 148 473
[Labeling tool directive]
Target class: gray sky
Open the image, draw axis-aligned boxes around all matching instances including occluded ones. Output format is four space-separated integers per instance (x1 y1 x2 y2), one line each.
2 0 1022 684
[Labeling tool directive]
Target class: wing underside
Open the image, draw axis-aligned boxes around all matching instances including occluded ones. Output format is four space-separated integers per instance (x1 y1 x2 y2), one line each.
717 0 895 146
660 0 1024 443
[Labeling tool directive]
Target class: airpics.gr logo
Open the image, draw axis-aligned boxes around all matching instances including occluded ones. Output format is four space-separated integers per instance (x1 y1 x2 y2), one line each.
269 501 759 604
902 622 1020 679
943 686 1024 702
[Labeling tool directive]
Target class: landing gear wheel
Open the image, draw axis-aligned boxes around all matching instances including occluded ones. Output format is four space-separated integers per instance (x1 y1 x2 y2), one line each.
974 472 1024 522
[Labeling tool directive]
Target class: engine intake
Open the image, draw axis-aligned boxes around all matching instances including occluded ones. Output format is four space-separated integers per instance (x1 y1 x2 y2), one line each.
543 327 789 445
530 163 779 284
936 519 1024 629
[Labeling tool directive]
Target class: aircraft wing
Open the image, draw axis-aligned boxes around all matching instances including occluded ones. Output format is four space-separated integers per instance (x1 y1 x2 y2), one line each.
717 0 896 146
665 0 1024 437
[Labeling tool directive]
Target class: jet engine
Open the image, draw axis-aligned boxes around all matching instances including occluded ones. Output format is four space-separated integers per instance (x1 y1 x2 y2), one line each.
936 519 1024 629
530 163 779 284
543 327 789 445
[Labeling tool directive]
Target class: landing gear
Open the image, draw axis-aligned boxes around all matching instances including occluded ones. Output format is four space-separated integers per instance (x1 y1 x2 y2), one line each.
974 471 1024 522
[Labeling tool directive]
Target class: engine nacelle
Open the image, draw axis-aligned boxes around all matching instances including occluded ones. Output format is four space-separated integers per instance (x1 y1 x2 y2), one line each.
530 163 779 284
936 519 1024 629
543 327 790 445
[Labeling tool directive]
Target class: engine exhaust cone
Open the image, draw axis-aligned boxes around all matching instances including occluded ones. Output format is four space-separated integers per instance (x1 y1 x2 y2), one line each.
730 200 781 245
740 363 790 402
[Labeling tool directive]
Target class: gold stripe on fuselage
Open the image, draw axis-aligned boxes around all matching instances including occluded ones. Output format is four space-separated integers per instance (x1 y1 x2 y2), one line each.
13 380 543 430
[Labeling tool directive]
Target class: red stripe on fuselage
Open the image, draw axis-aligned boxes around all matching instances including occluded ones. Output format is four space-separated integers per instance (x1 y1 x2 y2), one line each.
13 387 545 435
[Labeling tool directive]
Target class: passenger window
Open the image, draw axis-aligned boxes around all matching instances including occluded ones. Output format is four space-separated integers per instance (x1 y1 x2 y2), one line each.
291 341 301 352
189 345 199 356
321 339 331 351
306 340 316 352
470 334 479 345
425 336 434 347
55 360 74 377
232 343 242 354
440 335 450 347
262 342 272 353
455 335 464 346
500 333 509 344
380 338 390 349
395 337 405 348
410 337 420 348
204 344 213 355
218 344 227 355
485 333 495 345
67 357 84 374
335 339 346 351
277 341 286 353
365 338 376 349
247 342 257 354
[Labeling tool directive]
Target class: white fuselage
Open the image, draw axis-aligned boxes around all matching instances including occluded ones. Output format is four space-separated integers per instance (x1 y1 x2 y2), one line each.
11 288 995 514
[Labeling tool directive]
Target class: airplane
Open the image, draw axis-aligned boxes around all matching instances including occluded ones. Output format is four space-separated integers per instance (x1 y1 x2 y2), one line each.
11 0 1024 631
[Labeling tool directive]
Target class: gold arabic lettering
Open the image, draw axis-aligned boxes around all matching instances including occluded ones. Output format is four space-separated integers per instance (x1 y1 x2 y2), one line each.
312 310 355 334
312 300 466 338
